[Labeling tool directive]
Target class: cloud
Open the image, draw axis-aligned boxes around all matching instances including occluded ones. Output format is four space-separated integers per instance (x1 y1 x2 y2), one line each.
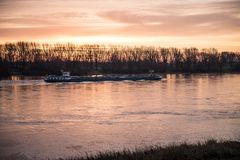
215 0 240 12
96 0 240 36
97 10 240 36
0 0 239 51
0 18 57 27
0 26 107 39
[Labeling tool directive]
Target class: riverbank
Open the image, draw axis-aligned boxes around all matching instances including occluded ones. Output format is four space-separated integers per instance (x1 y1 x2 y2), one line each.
1 43 240 76
62 140 240 160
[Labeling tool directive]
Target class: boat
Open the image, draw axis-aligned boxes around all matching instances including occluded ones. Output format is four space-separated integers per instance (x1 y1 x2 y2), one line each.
44 71 162 83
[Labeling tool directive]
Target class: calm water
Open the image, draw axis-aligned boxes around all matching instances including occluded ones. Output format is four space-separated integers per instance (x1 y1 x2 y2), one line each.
0 74 240 159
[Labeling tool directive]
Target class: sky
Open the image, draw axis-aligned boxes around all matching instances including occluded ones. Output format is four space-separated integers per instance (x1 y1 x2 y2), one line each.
0 0 240 51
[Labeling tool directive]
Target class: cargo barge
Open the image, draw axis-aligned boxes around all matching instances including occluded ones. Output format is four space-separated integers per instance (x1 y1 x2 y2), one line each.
44 72 162 83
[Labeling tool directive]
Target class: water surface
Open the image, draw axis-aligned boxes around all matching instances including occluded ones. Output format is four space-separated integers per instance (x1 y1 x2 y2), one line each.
0 74 240 159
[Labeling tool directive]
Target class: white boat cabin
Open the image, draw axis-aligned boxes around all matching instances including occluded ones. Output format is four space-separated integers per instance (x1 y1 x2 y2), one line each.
62 71 70 77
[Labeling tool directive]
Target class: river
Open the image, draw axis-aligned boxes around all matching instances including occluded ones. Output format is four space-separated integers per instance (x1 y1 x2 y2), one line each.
0 74 240 159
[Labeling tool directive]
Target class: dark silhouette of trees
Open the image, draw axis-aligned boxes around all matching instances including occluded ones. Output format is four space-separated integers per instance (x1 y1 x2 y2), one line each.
0 42 239 76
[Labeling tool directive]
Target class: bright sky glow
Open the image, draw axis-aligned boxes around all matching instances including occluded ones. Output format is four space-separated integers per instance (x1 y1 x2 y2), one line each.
0 0 240 51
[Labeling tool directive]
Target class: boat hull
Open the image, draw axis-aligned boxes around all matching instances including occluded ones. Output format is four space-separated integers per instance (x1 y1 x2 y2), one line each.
44 75 162 83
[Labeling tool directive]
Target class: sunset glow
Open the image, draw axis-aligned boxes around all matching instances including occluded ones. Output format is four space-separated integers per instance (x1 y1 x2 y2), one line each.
0 0 240 51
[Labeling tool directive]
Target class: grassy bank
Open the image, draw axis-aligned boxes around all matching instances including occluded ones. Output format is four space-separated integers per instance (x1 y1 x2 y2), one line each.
62 140 240 160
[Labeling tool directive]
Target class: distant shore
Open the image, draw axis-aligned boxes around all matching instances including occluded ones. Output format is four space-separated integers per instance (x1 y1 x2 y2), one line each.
1 42 240 77
61 140 240 160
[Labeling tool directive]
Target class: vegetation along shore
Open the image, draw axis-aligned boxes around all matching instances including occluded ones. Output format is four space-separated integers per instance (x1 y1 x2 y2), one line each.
1 42 240 76
61 140 240 160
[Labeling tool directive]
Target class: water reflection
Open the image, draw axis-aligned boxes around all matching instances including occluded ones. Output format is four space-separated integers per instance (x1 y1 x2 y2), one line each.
0 74 240 159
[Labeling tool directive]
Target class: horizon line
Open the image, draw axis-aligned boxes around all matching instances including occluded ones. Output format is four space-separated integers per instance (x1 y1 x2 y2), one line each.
1 40 239 53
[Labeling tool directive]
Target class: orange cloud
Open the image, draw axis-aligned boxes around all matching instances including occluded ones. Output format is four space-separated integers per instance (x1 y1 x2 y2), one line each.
0 0 239 51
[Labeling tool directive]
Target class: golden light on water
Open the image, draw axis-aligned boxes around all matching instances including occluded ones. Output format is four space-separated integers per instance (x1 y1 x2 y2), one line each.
1 75 240 159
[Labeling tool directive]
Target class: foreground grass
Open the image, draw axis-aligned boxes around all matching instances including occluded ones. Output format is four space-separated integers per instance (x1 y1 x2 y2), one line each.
62 140 240 160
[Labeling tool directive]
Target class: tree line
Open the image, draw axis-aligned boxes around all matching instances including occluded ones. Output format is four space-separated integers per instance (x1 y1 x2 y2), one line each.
0 42 239 76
